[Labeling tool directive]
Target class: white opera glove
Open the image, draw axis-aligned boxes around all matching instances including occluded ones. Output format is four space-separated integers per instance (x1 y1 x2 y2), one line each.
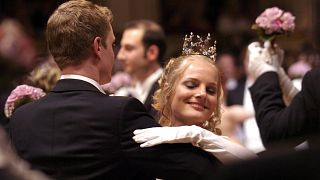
263 40 284 68
278 67 299 105
248 42 277 80
263 41 299 105
133 125 204 147
194 128 257 163
133 126 257 164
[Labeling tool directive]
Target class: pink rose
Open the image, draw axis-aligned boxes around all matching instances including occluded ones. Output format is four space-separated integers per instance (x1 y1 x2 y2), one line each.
253 7 295 40
101 72 132 93
264 7 283 21
281 12 295 32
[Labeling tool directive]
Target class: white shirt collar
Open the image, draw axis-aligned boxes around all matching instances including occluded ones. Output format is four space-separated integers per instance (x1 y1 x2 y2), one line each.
130 68 163 103
60 74 106 94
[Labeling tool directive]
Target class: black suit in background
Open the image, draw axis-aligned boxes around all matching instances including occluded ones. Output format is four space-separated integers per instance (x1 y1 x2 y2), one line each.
249 69 320 148
10 79 220 180
127 80 160 121
226 76 246 106
213 144 320 180
143 81 160 120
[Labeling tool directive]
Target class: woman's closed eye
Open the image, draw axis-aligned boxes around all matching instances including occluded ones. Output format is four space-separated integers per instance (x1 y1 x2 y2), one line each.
184 81 197 89
183 81 217 95
206 86 217 95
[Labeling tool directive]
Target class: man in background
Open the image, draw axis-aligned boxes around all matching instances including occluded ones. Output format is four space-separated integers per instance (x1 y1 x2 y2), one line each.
116 20 166 120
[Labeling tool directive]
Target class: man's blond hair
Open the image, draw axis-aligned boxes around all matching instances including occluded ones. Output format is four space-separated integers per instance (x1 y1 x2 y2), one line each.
46 0 113 69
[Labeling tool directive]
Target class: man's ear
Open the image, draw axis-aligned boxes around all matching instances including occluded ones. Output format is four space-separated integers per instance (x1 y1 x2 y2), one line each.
146 45 159 62
93 37 102 56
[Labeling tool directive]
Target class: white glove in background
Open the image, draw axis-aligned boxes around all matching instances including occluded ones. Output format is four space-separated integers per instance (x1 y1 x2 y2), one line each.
278 67 299 105
248 41 299 104
263 40 284 68
133 126 257 164
248 42 277 80
262 41 299 105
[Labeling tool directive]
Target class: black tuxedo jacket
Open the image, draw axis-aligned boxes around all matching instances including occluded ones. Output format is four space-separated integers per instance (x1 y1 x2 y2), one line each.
143 81 160 120
10 79 220 180
226 76 246 106
213 145 320 180
249 70 320 148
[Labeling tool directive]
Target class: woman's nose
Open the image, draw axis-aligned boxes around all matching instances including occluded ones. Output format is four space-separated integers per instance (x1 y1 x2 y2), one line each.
195 86 206 99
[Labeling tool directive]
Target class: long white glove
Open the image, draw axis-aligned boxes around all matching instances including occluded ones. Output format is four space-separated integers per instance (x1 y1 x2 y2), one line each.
260 41 299 105
247 42 277 80
278 67 299 105
133 126 257 164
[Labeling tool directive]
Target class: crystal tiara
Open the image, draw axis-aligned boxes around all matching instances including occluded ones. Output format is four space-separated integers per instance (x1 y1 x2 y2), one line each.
182 32 217 61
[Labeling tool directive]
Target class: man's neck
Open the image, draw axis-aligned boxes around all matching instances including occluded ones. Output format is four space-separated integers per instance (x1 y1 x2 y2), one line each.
61 60 100 83
134 64 160 83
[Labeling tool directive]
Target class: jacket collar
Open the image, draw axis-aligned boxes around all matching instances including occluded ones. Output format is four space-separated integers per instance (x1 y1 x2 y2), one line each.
51 79 108 95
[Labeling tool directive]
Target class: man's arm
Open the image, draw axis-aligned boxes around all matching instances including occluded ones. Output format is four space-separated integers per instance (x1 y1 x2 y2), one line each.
249 72 308 147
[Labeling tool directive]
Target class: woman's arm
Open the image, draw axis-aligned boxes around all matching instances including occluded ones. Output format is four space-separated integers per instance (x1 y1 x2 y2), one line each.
133 126 257 164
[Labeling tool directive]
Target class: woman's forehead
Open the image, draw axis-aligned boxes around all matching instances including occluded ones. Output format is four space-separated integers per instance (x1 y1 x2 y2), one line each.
180 60 218 82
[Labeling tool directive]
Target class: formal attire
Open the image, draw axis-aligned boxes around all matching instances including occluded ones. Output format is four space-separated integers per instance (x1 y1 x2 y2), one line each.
227 76 265 153
115 68 162 119
10 75 220 180
213 145 320 180
0 125 50 180
249 70 320 148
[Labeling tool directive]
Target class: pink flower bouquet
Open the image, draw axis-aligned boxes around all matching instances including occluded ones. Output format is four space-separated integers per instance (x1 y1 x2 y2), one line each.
101 72 131 93
4 85 45 118
252 7 295 41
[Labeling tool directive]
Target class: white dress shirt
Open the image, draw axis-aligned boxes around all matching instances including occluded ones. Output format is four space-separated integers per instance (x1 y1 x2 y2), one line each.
115 68 163 103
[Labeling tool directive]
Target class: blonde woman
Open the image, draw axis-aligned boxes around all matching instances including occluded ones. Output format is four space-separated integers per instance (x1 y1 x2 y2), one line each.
134 34 257 163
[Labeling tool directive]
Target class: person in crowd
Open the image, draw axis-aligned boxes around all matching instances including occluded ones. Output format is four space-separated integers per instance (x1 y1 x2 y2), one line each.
217 104 253 145
216 52 253 144
133 33 257 164
10 1 220 179
216 53 240 91
287 46 317 91
3 56 60 120
247 40 318 148
115 20 166 119
225 48 266 153
27 56 61 93
0 42 48 177
206 40 320 180
287 51 312 80
0 18 39 129
0 18 38 72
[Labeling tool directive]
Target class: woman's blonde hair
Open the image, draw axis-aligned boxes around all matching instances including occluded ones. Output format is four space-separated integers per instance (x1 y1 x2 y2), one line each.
153 55 223 135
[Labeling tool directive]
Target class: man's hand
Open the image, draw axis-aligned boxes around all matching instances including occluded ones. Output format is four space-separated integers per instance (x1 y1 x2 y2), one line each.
248 42 277 80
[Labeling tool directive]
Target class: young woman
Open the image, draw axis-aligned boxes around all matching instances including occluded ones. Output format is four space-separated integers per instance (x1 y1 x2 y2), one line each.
133 52 257 163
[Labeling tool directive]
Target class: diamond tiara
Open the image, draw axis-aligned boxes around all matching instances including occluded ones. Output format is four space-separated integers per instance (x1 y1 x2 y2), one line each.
182 32 217 61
